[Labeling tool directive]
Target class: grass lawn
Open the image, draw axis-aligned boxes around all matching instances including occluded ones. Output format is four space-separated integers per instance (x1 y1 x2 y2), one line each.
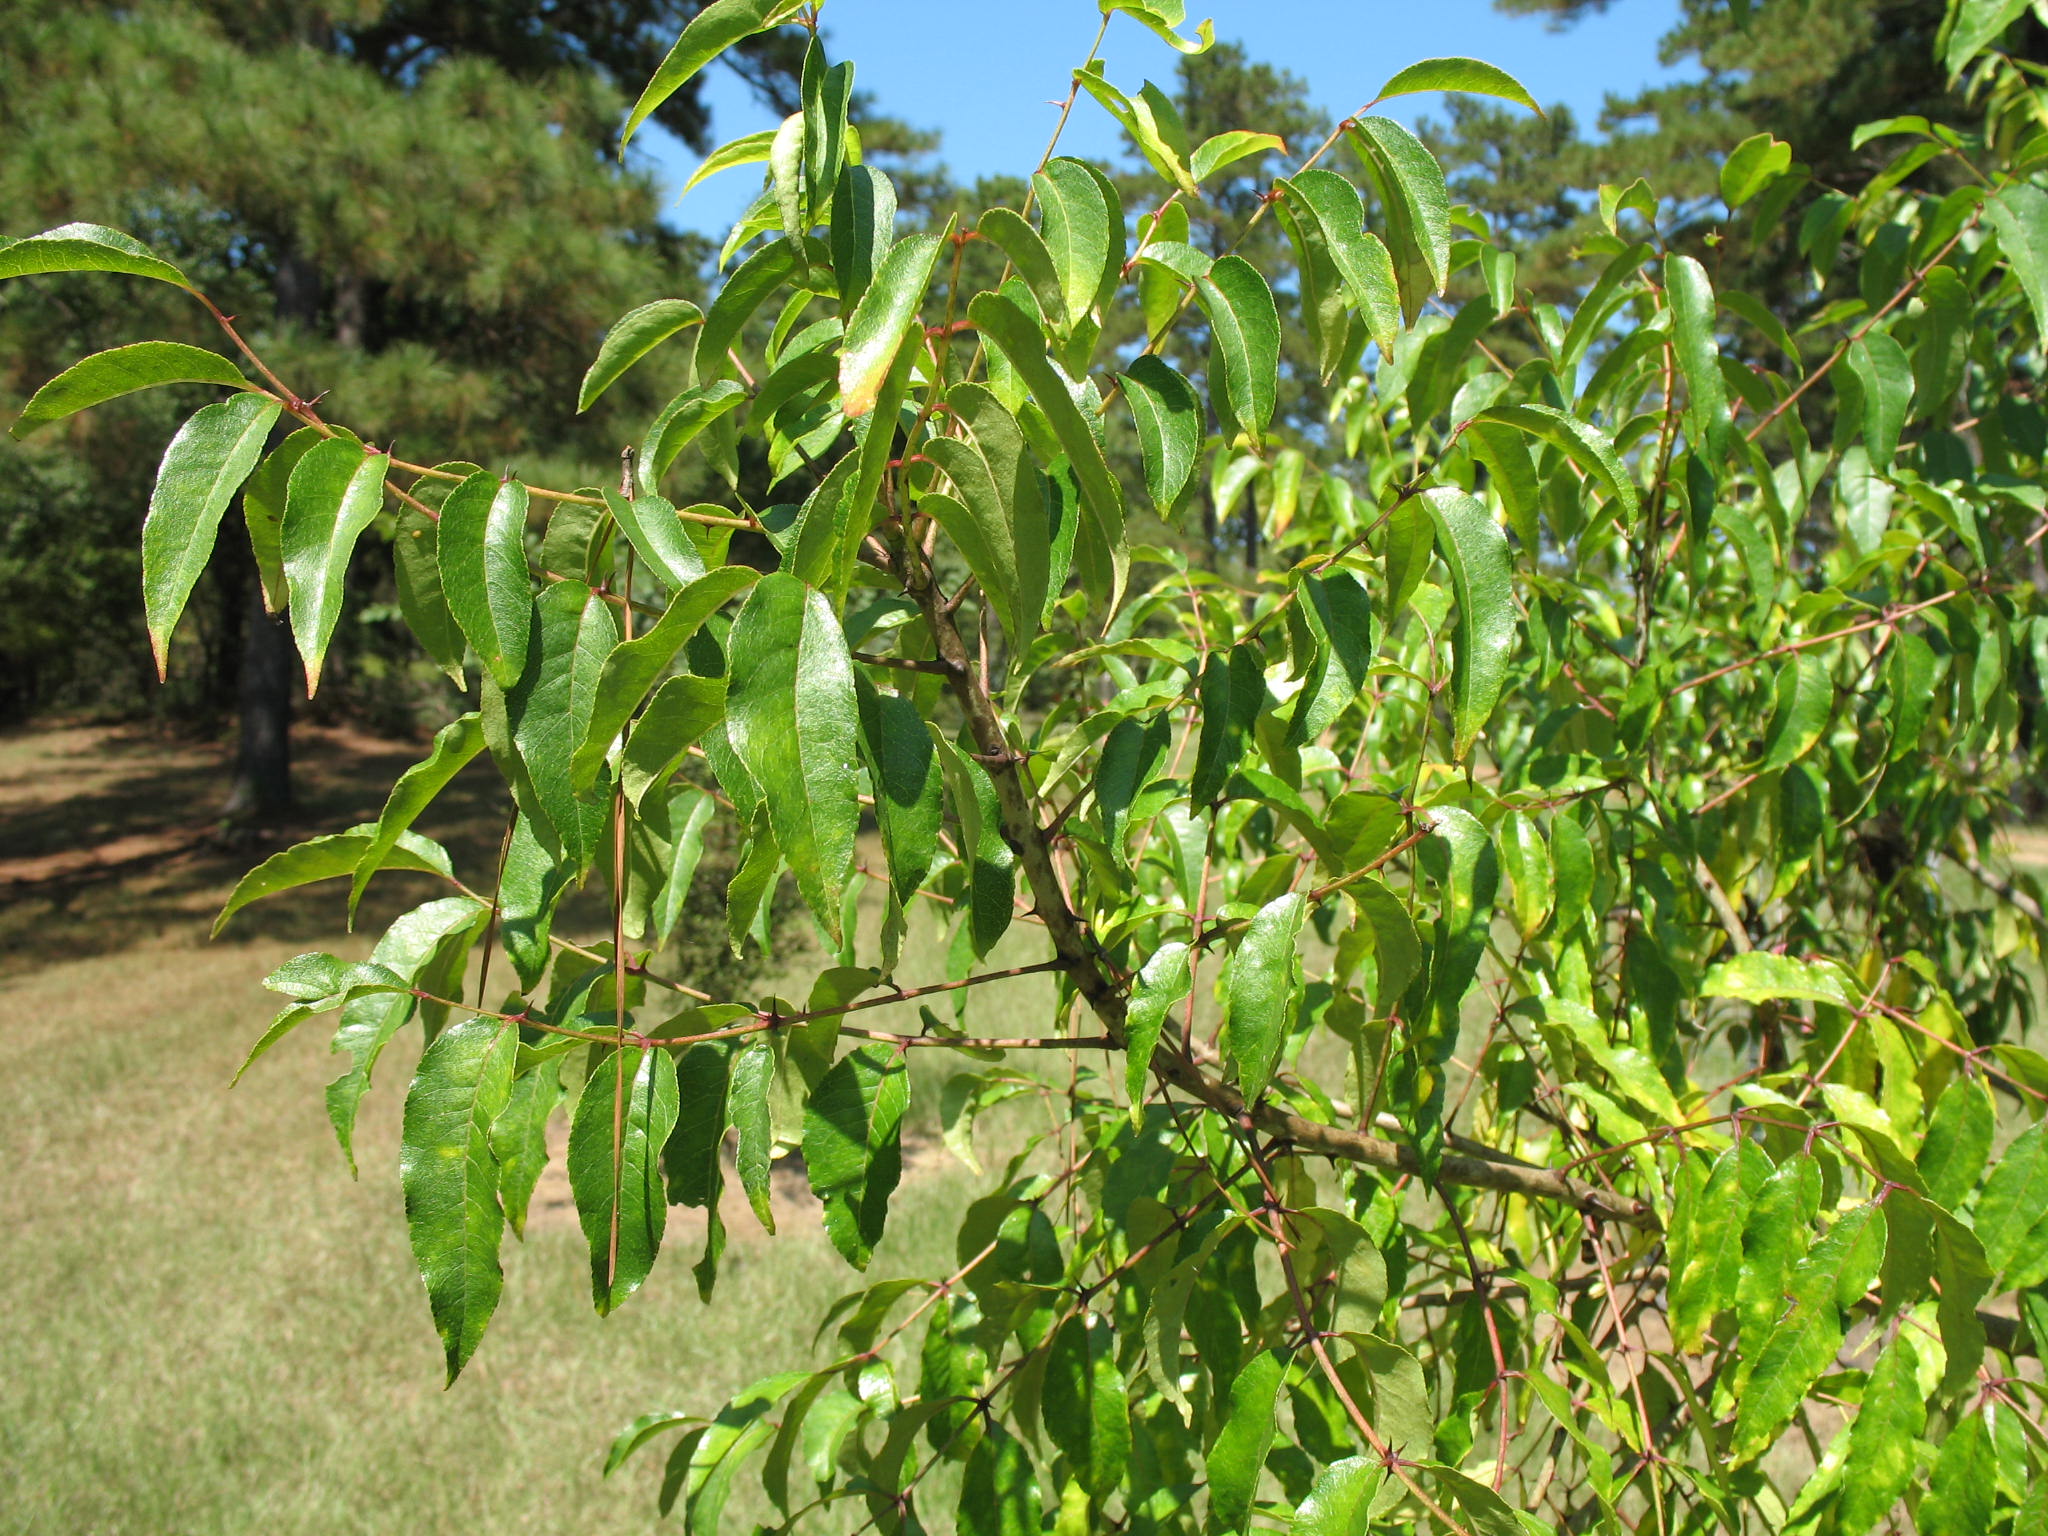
0 723 1060 1535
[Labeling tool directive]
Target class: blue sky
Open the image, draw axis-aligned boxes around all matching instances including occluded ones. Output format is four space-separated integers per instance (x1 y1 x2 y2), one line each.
635 0 1691 237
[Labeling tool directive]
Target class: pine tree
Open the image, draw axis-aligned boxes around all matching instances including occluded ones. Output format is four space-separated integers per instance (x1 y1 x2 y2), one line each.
0 0 799 811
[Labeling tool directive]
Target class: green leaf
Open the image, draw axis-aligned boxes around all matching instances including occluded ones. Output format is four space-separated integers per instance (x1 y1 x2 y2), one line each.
393 505 467 683
924 384 1045 651
1916 1074 1993 1209
769 111 805 240
1837 444 1893 554
1498 810 1554 939
1720 288 1802 370
1190 645 1263 806
1346 116 1451 321
491 1058 563 1240
1125 943 1192 1125
1669 1144 1764 1351
803 1043 910 1269
725 806 781 957
1702 951 1857 1008
979 207 1069 332
244 427 330 616
664 1042 732 1210
1135 237 1212 285
1666 255 1732 462
941 1072 1034 1176
1986 184 2048 338
1042 1314 1131 1500
1928 1198 1990 1391
1946 0 2033 74
326 897 486 1173
1196 255 1281 446
437 472 533 688
639 380 748 494
729 1041 777 1233
1033 157 1120 328
682 127 778 198
1190 131 1286 184
1758 652 1833 771
840 230 945 417
830 165 897 312
1289 1456 1382 1536
140 392 282 678
1277 171 1402 359
1428 1468 1530 1536
932 732 1019 958
236 957 409 1088
604 1411 700 1479
1101 0 1215 54
643 788 716 948
1288 571 1374 745
1734 1166 1819 1371
1118 355 1202 513
1206 1348 1285 1534
2017 1480 2048 1536
959 1424 1040 1536
1732 1203 1882 1460
1095 714 1171 871
1075 64 1196 195
1837 1333 1921 1536
697 238 804 378
600 488 701 595
282 437 390 696
622 674 727 807
961 384 1052 635
1374 56 1540 114
349 712 485 920
502 581 620 868
578 298 703 411
1224 891 1307 1101
1272 197 1352 384
568 1045 682 1314
1976 1121 2048 1281
0 221 189 287
573 566 757 792
855 677 943 902
621 0 804 145
213 824 452 936
1420 488 1515 761
1350 876 1421 1012
968 289 1127 611
1721 131 1793 207
671 1374 811 1527
540 492 612 587
498 815 566 989
399 1015 517 1382
12 341 250 436
801 43 854 221
1471 402 1639 533
726 572 859 942
1919 1411 1993 1536
1845 331 1914 467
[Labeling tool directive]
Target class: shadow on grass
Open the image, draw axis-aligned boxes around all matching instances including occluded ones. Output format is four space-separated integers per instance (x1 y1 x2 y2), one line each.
0 720 509 976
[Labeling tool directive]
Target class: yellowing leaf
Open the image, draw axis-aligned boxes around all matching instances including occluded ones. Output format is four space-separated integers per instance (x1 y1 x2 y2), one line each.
839 229 945 416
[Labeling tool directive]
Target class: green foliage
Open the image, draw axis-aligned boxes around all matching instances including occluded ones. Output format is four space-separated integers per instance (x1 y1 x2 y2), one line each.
18 2 2048 1531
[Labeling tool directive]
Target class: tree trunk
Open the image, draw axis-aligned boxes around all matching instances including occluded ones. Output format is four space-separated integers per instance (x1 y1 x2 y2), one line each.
222 554 295 822
220 243 322 820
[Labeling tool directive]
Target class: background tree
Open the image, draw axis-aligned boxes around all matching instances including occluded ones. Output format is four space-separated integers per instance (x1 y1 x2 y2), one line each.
1438 0 2048 307
0 0 802 814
